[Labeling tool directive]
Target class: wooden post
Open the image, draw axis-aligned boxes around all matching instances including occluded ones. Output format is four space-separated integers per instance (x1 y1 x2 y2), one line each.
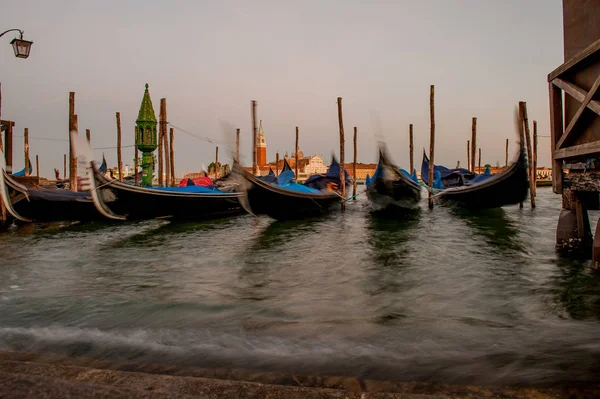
337 97 346 211
409 124 414 173
429 85 435 209
158 99 165 186
24 128 29 177
478 148 481 173
353 126 357 198
161 98 170 185
215 146 219 179
68 92 77 192
295 126 299 180
533 120 538 197
134 127 139 186
251 100 257 175
520 101 535 208
505 138 509 169
35 155 39 178
4 121 13 173
275 152 279 176
63 154 67 182
549 82 564 194
169 127 175 186
86 129 91 143
471 117 477 172
116 112 123 182
467 141 470 172
69 114 78 191
235 128 240 164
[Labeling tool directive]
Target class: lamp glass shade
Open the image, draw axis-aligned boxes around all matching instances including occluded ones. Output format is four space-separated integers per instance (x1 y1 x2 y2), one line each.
10 38 33 59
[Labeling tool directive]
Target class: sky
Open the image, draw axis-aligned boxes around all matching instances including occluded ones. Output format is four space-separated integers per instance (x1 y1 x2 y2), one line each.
0 0 563 178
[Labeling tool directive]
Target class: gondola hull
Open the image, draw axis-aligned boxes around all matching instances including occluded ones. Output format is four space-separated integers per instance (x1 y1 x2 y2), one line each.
3 172 102 222
239 170 340 220
92 167 245 220
366 151 422 214
437 153 529 209
367 177 422 213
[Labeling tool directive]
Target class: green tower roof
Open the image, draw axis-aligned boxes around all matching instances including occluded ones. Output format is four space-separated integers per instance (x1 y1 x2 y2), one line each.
136 83 157 123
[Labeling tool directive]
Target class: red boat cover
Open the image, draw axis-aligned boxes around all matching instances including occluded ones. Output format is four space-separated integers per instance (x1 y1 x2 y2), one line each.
178 176 213 187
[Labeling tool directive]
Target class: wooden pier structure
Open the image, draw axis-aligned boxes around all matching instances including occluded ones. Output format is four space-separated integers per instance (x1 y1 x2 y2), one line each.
550 0 600 266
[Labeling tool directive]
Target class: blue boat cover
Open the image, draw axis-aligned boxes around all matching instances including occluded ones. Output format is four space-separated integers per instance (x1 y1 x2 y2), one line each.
259 168 277 183
12 158 33 177
366 156 417 189
99 155 108 174
275 169 322 194
303 156 351 190
421 151 475 186
466 165 494 185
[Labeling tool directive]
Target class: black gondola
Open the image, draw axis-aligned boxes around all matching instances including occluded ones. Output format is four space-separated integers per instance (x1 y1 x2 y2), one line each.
88 163 248 221
421 151 476 188
435 141 529 209
366 150 422 213
0 165 102 223
235 159 341 220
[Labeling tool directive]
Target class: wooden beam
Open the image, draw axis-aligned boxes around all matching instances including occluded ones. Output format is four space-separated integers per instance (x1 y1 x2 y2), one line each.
35 154 39 178
251 101 257 175
235 128 240 164
505 138 509 168
134 127 139 186
409 124 414 173
69 114 78 191
467 140 470 172
554 140 600 159
471 117 477 172
295 126 299 180
555 73 600 150
24 128 29 177
553 78 600 116
353 126 357 198
429 85 435 209
549 82 564 194
533 120 538 197
169 127 175 186
548 37 600 82
86 129 91 143
337 97 345 212
116 112 123 182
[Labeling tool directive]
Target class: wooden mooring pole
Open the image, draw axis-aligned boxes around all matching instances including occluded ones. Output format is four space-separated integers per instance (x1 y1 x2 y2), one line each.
409 124 414 174
215 146 219 179
337 97 346 212
295 126 299 180
235 128 240 164
63 154 67 182
275 152 279 176
158 99 165 186
169 127 175 186
520 101 535 208
35 155 39 178
428 85 435 209
471 117 477 172
467 140 470 172
134 127 139 186
69 92 78 192
251 100 257 175
353 126 357 198
24 128 29 176
116 112 123 182
533 120 538 197
86 129 91 143
478 148 481 173
161 99 170 186
505 138 509 169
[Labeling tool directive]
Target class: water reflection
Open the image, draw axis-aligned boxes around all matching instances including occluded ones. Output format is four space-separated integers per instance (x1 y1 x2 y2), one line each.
450 206 524 253
552 257 600 320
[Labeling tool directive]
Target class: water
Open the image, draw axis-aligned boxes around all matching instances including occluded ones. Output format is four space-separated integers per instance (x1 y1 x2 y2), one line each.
1 187 600 387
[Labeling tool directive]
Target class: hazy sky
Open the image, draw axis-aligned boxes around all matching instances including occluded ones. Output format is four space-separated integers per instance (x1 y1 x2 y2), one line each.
1 0 563 178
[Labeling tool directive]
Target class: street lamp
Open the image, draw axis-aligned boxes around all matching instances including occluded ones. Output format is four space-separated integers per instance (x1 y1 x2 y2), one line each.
0 29 33 59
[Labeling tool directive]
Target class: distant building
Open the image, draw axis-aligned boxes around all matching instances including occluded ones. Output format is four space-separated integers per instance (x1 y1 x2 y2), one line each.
343 163 378 180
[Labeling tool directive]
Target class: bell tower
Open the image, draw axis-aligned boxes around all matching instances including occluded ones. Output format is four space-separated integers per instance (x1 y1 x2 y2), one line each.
257 120 267 167
135 83 158 186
